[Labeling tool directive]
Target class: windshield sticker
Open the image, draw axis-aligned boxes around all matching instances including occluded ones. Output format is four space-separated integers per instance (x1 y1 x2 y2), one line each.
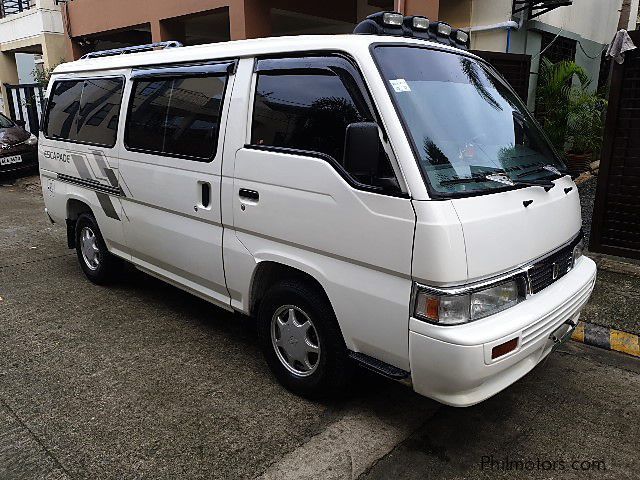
390 79 411 92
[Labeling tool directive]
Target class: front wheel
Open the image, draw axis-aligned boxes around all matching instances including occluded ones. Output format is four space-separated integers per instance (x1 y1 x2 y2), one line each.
75 213 120 285
257 280 351 398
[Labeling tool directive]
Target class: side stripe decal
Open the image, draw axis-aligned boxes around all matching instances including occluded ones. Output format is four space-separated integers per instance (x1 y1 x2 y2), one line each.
71 154 93 180
91 150 120 188
57 173 123 197
57 173 123 222
96 192 120 220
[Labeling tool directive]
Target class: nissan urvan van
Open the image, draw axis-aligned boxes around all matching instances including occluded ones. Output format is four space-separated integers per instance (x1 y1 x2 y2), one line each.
39 12 596 406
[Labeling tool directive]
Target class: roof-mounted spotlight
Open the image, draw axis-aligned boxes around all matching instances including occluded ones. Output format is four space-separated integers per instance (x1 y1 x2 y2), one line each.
382 12 403 26
401 15 430 39
353 13 469 50
353 11 404 36
411 16 430 31
455 29 470 46
434 22 452 37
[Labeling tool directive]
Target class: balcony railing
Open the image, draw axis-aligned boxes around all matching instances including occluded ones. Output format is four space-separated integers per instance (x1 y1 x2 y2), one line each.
0 0 32 19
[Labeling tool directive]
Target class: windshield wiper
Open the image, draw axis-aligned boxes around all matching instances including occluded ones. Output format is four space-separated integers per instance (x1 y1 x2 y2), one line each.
439 176 496 186
515 178 556 191
516 164 564 179
441 172 556 191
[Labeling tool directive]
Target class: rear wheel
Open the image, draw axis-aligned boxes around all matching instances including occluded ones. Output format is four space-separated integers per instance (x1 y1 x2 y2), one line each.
257 280 351 398
75 213 120 285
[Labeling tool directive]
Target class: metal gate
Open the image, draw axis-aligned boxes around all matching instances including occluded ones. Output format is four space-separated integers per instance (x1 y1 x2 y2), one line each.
3 83 45 136
590 30 640 259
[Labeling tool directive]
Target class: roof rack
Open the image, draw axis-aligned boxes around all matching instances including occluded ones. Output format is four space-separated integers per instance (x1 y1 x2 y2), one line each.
80 41 183 60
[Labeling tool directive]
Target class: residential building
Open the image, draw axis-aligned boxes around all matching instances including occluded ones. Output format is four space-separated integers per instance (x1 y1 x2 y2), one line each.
439 0 640 108
61 0 437 59
0 0 67 115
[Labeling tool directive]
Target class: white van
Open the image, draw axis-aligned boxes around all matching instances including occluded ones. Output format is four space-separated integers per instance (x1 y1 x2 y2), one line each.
39 12 596 406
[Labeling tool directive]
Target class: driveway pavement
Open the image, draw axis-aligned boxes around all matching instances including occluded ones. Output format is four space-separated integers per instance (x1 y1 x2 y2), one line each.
1 176 639 479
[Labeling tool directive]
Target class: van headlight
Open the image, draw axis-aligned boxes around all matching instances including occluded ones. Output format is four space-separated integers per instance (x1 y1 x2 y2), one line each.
25 134 38 146
413 276 527 325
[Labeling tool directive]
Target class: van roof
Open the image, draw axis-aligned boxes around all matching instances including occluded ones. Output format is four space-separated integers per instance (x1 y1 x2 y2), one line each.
53 34 469 75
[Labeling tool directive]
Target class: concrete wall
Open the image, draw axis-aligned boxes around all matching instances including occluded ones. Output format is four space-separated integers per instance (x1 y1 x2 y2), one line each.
536 0 622 44
439 0 471 27
468 0 511 52
440 0 636 109
64 0 439 59
460 0 627 52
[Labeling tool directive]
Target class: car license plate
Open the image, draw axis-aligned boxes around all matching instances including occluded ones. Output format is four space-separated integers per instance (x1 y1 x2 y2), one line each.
0 155 22 166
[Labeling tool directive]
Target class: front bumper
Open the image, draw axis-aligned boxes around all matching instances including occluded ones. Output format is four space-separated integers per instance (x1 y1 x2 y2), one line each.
409 256 597 407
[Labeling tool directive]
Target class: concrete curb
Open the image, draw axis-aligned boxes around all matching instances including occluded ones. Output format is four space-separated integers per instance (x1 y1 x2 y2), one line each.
572 321 640 358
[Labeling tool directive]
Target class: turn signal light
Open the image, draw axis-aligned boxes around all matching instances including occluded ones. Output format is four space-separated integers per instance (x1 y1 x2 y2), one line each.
491 338 519 359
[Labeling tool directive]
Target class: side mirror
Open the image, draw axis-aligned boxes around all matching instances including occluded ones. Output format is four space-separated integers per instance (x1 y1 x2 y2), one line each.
14 119 26 128
343 122 380 179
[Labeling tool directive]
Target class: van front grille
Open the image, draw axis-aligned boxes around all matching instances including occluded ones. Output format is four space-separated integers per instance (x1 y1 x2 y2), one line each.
527 240 579 294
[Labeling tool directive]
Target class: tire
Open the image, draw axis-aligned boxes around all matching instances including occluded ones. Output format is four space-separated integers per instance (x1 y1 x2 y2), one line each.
257 280 351 398
74 213 120 285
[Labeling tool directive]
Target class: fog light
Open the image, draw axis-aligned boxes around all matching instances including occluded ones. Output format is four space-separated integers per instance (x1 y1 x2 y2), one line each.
491 338 519 359
436 22 452 36
383 12 403 26
412 16 430 30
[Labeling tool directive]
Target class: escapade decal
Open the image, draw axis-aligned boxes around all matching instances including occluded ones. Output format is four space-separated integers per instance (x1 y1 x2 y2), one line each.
45 148 126 221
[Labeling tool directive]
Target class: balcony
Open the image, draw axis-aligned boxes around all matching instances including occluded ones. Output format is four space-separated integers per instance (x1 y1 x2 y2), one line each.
0 0 33 18
0 0 63 48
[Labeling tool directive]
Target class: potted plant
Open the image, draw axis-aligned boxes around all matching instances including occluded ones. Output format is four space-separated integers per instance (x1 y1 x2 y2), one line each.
564 89 606 175
535 58 590 153
535 58 607 176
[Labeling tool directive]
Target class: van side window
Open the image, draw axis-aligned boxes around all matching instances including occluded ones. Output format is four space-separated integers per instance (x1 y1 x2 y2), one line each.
44 78 123 147
251 58 399 191
252 73 367 162
125 76 227 161
44 80 83 142
77 78 123 146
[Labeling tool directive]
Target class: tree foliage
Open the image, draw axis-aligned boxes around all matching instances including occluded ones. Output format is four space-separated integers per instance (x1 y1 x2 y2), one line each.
535 58 606 158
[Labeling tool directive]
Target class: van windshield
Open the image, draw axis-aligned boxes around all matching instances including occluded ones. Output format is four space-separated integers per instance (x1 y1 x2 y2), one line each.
373 45 566 198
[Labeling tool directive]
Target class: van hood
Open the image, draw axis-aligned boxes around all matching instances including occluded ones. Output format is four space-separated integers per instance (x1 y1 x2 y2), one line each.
451 176 582 281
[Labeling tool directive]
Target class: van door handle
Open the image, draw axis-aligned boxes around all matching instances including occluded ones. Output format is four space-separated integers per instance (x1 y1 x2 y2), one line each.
195 181 211 212
239 188 259 201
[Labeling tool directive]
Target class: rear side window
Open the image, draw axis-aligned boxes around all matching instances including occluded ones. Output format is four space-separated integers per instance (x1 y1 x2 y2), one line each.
125 75 227 161
44 78 123 147
44 80 83 141
77 79 123 146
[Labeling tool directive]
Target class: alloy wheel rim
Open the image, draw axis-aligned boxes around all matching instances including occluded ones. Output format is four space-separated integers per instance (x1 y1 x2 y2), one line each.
270 305 321 377
80 226 101 271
